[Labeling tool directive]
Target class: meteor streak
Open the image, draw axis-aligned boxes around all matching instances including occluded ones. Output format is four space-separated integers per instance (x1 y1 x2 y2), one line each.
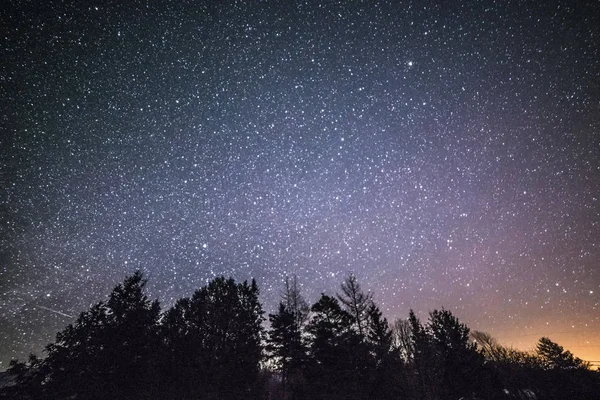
35 305 74 319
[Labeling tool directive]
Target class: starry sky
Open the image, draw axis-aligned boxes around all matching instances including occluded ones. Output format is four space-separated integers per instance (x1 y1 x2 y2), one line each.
1 0 599 369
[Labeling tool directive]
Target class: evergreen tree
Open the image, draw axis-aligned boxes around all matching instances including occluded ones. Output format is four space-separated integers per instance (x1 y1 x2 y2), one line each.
4 354 45 399
267 276 309 400
7 270 600 400
366 302 393 356
306 294 370 400
267 303 306 399
408 310 444 400
160 277 264 400
427 309 483 399
6 271 161 400
365 302 405 400
536 337 588 370
533 337 599 399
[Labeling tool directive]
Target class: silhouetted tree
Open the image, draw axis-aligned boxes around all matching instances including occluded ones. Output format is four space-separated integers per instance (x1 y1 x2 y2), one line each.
6 271 600 400
267 276 309 400
267 303 307 400
305 294 370 400
282 275 310 328
392 317 414 363
528 337 599 400
3 354 44 399
337 273 372 337
364 303 405 400
160 277 264 400
365 303 392 359
536 336 588 370
6 271 161 400
471 330 506 362
408 310 444 400
427 309 483 399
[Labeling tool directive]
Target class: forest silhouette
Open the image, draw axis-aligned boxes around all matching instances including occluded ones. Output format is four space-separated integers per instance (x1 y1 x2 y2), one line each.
2 271 599 400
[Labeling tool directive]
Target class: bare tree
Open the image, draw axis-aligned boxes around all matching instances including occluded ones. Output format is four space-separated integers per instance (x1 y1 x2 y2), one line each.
471 331 506 362
282 275 309 328
392 317 414 362
337 273 372 337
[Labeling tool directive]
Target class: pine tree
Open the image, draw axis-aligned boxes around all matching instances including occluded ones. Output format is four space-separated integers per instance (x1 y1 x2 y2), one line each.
267 303 306 399
408 309 444 400
366 302 393 355
365 302 405 400
427 309 483 400
306 294 369 400
536 337 587 370
6 271 161 400
161 277 264 400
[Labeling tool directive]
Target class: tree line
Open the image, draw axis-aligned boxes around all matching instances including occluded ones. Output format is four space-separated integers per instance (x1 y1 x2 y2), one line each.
2 271 599 400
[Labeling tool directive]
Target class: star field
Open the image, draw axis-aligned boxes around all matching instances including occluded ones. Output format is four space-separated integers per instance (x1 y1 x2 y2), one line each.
1 0 599 368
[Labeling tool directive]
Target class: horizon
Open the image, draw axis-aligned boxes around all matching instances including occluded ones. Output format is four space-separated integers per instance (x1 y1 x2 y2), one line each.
2 0 599 373
1 270 598 370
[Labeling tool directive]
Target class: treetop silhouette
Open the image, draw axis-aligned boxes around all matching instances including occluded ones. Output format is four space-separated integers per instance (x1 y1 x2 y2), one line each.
3 271 599 400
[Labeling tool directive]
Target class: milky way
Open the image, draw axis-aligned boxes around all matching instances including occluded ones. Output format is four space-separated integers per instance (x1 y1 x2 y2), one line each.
2 1 599 368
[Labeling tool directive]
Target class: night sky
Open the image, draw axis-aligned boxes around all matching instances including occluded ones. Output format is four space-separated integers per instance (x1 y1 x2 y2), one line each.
2 0 599 369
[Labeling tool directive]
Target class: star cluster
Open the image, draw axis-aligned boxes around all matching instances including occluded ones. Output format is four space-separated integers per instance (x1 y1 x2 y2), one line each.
1 0 599 368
